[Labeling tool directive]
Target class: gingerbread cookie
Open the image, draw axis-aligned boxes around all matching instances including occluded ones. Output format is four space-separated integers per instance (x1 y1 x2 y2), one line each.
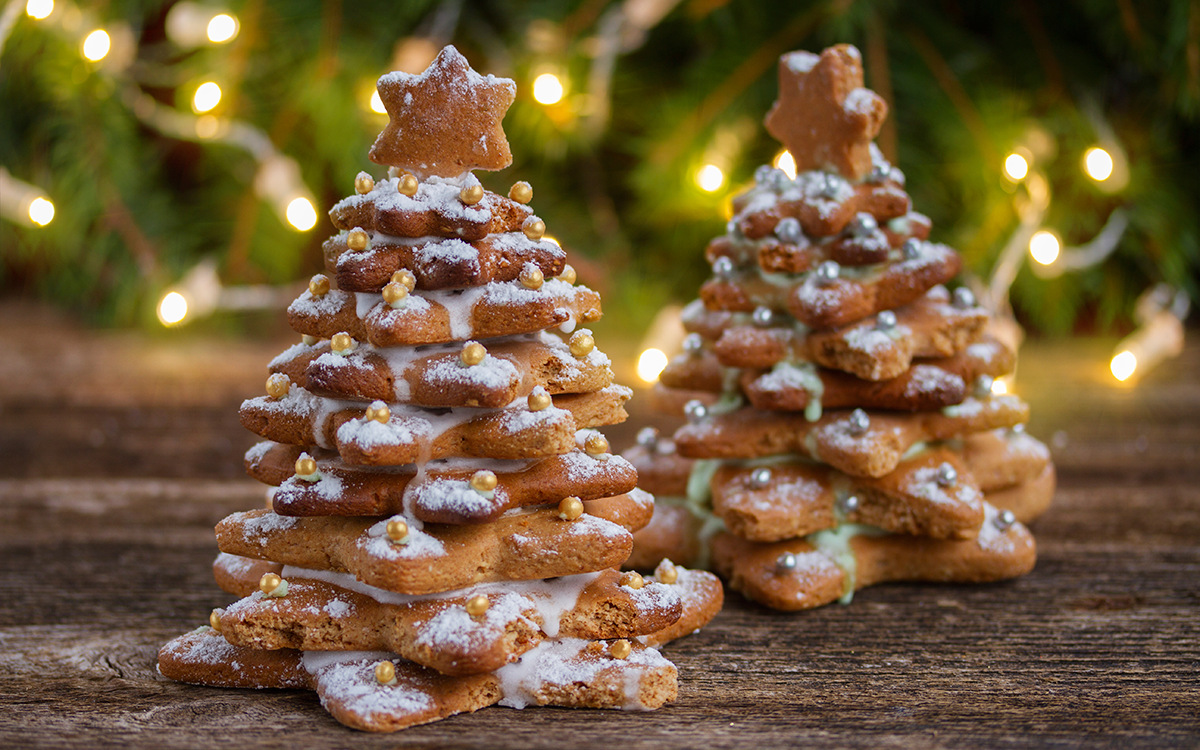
711 503 1036 611
674 395 1030 477
324 231 566 293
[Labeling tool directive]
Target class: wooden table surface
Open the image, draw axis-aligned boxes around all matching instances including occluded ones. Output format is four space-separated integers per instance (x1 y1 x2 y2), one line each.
1 301 1197 749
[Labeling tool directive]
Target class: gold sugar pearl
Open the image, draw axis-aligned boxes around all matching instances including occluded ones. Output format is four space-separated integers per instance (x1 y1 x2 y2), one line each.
259 573 282 595
584 433 610 456
557 264 577 285
527 388 552 412
265 372 290 399
331 332 355 354
459 183 484 205
382 281 409 307
354 172 375 194
461 341 487 366
398 174 419 196
509 181 533 204
523 217 546 240
609 639 632 660
558 496 584 521
309 274 331 297
386 519 409 542
294 455 318 478
620 571 645 590
569 331 595 358
519 266 544 290
655 560 679 585
465 595 490 618
375 660 396 685
365 401 390 424
209 609 223 632
347 228 370 251
391 268 417 291
469 470 498 493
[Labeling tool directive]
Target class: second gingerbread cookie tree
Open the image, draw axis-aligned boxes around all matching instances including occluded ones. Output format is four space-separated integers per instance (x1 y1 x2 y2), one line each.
158 46 721 731
629 44 1054 610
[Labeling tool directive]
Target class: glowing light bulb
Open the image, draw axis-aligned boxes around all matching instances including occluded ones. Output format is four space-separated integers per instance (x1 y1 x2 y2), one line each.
28 197 55 226
370 90 386 114
637 348 668 383
192 82 222 113
1029 230 1060 266
26 0 53 20
82 30 111 62
158 292 188 326
532 74 564 105
206 14 238 43
991 378 1009 396
1084 147 1114 182
696 164 724 192
286 197 317 231
1004 153 1029 181
773 151 797 179
1110 350 1137 382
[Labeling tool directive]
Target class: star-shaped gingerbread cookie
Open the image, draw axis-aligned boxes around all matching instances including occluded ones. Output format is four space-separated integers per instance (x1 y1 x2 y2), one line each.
764 44 887 181
369 45 516 179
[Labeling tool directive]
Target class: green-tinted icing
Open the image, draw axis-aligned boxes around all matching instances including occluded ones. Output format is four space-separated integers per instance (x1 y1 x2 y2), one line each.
686 459 722 507
808 524 885 604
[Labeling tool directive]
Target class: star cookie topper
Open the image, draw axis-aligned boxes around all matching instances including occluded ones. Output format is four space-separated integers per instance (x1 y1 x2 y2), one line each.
764 44 888 181
369 45 517 180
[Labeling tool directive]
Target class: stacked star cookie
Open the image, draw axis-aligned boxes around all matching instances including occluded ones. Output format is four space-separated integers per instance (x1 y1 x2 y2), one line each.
625 44 1054 610
158 46 721 731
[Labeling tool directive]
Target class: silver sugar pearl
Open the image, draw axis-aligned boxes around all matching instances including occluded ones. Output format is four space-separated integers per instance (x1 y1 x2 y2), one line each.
775 552 798 572
876 310 897 331
953 286 976 309
837 494 860 515
936 462 958 487
775 216 802 244
752 306 775 327
683 333 704 355
974 374 995 399
902 238 923 260
868 164 892 183
995 509 1017 531
1010 423 1026 435
749 467 772 489
849 212 878 238
684 399 708 424
815 260 840 285
819 173 843 199
848 408 870 436
636 427 659 448
712 256 735 280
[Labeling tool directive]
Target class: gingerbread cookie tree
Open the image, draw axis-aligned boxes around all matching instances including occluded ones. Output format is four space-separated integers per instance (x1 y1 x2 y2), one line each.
158 46 721 731
626 44 1054 610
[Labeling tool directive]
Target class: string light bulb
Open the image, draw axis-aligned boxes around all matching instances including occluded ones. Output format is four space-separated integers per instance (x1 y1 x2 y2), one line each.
82 30 111 62
206 14 238 43
28 197 54 226
1110 350 1137 382
26 0 53 20
285 197 317 231
637 348 667 383
1029 230 1061 266
773 151 797 179
1004 153 1029 181
1083 147 1114 182
532 73 564 105
696 164 724 192
157 292 188 326
192 82 222 113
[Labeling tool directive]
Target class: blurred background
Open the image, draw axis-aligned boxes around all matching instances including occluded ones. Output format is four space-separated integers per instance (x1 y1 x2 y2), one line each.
1 0 1197 388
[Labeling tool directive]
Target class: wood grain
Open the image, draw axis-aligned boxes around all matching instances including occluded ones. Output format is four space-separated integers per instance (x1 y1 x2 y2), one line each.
1 303 1197 748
